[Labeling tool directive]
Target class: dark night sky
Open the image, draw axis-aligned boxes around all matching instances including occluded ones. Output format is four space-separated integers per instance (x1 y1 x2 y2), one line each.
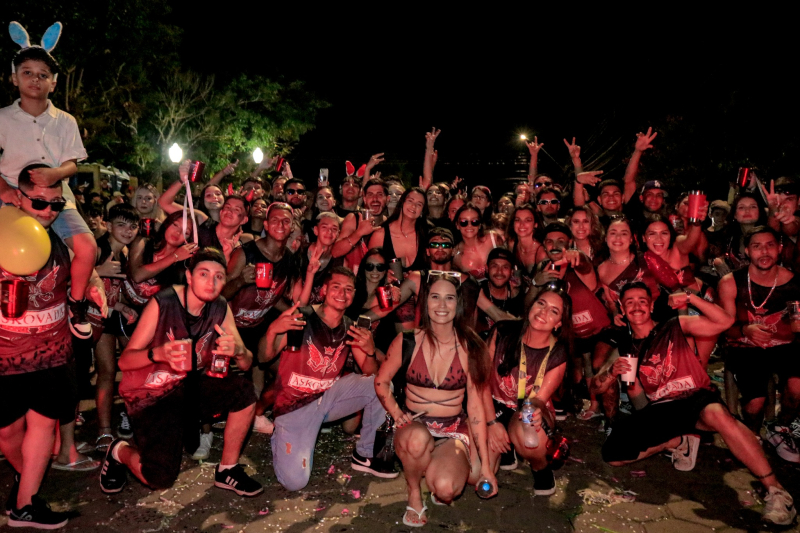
170 7 793 189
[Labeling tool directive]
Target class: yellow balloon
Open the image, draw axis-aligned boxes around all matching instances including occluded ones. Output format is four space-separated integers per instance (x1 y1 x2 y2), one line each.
0 206 52 275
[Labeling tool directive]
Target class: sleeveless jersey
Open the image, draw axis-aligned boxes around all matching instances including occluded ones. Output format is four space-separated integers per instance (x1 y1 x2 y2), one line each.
476 281 525 335
88 233 127 328
627 318 712 403
563 269 611 338
604 254 661 309
197 222 222 250
123 238 184 307
273 307 354 417
489 322 567 408
118 286 228 414
729 268 800 348
0 230 72 375
230 241 296 329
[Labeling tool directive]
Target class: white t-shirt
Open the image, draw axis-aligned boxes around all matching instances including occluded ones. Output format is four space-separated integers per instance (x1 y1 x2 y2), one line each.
0 99 87 187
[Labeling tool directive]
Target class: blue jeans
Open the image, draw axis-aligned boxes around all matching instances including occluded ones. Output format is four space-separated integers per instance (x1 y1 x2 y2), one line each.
271 373 385 491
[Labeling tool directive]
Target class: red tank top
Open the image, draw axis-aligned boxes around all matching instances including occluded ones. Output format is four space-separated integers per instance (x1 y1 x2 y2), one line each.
0 230 72 375
273 307 353 417
230 241 295 329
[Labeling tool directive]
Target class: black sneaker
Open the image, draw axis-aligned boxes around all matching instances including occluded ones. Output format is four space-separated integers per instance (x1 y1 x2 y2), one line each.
214 464 263 497
5 473 19 515
67 295 92 340
8 495 69 530
532 467 556 496
100 439 128 494
499 449 518 471
117 411 133 439
351 450 399 479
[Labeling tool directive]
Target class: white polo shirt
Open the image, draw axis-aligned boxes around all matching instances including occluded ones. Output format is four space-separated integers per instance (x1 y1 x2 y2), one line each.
0 99 87 187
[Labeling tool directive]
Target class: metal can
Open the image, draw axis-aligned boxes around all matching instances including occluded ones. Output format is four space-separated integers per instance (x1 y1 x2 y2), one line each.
0 279 29 319
189 161 205 182
255 263 274 289
140 218 155 238
376 286 393 310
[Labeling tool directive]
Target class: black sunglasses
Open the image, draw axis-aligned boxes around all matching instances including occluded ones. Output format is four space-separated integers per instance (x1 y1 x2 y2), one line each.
428 242 453 249
285 189 305 196
19 189 66 212
534 182 552 189
537 199 561 206
459 219 481 227
364 263 388 272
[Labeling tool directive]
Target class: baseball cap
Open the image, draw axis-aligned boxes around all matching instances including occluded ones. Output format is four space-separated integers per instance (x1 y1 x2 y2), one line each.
641 180 668 196
487 247 516 266
709 199 731 214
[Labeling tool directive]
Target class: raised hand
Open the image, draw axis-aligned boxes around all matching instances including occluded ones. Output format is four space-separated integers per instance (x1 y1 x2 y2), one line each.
425 127 441 150
175 242 199 262
271 301 306 335
365 153 385 172
526 136 544 156
346 324 376 355
178 159 192 181
576 170 604 186
428 149 438 166
213 324 236 357
634 127 658 152
563 137 580 160
306 244 324 276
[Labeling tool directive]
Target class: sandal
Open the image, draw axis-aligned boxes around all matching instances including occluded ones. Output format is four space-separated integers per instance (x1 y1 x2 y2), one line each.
403 505 428 528
577 410 602 421
96 433 115 452
51 457 101 472
430 493 449 506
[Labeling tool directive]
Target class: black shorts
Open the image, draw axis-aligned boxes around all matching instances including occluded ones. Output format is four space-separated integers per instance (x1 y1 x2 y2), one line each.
601 388 721 463
0 365 77 428
129 373 256 489
726 344 800 403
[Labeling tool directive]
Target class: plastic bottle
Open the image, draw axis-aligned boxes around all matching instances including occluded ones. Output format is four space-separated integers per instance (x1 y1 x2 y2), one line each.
476 478 493 499
521 399 539 448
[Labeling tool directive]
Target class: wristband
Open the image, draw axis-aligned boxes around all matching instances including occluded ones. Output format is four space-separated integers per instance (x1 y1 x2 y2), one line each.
485 418 498 427
173 252 179 261
364 351 376 358
147 349 156 363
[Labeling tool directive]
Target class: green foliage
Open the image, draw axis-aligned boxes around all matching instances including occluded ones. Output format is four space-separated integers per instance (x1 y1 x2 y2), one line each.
1 0 327 182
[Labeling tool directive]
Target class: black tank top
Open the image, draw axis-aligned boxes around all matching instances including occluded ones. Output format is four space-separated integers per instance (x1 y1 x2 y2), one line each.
730 268 800 347
197 222 222 250
381 220 429 272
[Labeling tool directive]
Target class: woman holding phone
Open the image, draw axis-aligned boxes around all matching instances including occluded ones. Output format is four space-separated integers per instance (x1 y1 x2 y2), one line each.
374 272 495 527
483 285 572 496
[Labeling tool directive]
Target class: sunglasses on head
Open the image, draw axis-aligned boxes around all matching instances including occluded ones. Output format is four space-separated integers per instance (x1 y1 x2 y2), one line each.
285 189 305 196
364 262 388 272
427 270 462 287
459 219 481 227
537 199 561 206
428 241 453 249
19 189 66 212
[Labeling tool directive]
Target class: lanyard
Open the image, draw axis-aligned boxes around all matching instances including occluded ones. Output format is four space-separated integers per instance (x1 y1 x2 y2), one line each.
181 176 199 245
518 335 555 401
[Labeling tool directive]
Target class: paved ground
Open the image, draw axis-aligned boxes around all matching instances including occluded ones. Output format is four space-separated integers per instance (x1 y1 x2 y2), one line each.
2 365 800 532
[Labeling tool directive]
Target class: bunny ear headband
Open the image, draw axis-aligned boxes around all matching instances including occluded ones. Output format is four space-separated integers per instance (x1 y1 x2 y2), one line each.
9 21 62 81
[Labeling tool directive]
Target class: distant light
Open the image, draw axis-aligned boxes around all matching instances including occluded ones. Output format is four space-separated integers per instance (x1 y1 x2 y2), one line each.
520 134 527 141
168 143 183 163
253 147 264 164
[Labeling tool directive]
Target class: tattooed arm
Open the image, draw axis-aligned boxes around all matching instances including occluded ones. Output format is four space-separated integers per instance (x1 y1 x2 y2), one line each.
467 373 498 496
374 333 408 424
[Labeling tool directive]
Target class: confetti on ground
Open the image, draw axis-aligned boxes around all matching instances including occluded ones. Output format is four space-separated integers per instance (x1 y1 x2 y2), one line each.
568 457 584 463
314 506 326 512
351 490 361 499
577 489 636 506
258 507 270 515
327 465 336 475
341 508 350 515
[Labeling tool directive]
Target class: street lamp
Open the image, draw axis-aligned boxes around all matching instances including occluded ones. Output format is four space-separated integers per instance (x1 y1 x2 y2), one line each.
519 134 527 141
168 143 183 163
253 147 264 164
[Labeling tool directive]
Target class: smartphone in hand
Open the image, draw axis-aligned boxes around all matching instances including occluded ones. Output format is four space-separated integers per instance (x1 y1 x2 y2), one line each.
319 168 329 186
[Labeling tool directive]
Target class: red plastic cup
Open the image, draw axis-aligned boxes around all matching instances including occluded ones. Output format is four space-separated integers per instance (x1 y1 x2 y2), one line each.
255 263 274 289
0 279 29 319
687 190 706 225
173 339 192 371
140 218 155 238
376 286 392 310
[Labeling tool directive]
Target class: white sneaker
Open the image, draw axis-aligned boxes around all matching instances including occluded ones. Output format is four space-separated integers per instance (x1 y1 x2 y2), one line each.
671 434 700 471
253 415 274 435
765 424 800 463
192 432 213 461
763 486 796 526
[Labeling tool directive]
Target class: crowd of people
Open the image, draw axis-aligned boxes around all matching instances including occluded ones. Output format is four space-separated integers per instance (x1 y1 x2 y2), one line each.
2 26 800 530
